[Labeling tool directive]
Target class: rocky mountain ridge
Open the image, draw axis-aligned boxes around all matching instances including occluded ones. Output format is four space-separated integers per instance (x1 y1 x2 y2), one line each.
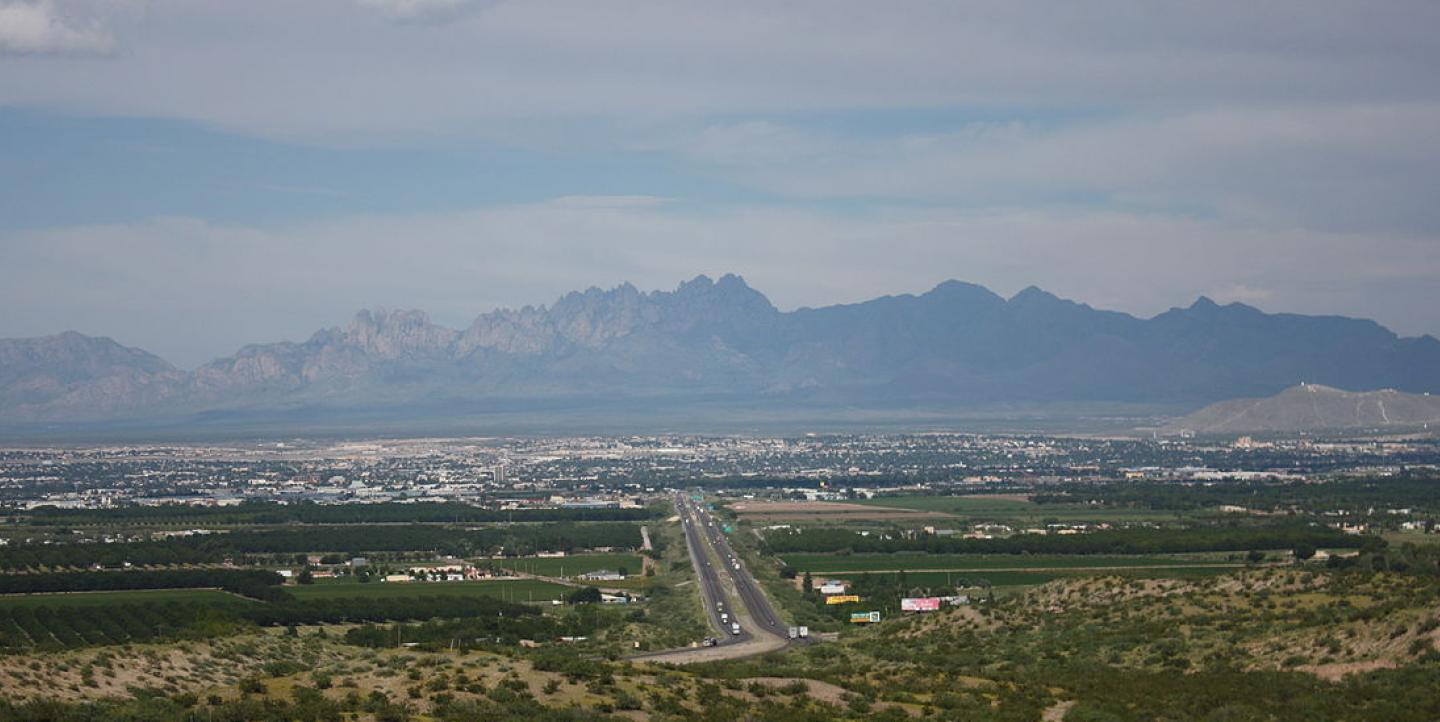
3 274 1438 428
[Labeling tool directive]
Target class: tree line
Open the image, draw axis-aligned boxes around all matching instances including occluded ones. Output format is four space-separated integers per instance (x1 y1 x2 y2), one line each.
763 523 1361 555
1031 471 1440 514
0 522 645 571
0 568 285 599
22 501 652 526
0 593 543 651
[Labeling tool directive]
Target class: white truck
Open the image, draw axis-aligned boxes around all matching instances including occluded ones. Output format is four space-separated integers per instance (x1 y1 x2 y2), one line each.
730 622 741 636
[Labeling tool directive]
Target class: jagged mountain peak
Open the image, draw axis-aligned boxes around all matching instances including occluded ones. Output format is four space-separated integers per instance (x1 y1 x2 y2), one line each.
1009 285 1057 303
923 279 1005 303
349 307 436 330
3 275 1439 428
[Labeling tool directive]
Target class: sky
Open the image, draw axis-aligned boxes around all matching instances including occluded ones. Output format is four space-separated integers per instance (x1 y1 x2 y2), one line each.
2 0 1438 368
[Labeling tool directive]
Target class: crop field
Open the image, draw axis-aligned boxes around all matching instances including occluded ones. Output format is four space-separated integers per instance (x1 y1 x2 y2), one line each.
853 495 1035 513
290 579 569 603
0 588 251 610
495 553 644 578
778 552 1238 573
820 566 1235 593
854 495 1195 522
822 569 1062 588
727 500 945 521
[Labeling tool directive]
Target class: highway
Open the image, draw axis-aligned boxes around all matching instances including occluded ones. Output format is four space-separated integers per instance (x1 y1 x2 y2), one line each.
675 491 746 642
630 492 791 662
682 494 786 635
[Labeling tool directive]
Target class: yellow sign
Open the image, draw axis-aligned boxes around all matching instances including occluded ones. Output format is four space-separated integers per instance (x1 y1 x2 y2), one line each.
825 595 860 605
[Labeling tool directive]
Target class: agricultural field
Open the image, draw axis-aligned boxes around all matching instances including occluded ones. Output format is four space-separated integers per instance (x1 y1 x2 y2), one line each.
0 588 251 610
854 494 1199 523
495 553 645 578
778 552 1240 573
290 578 570 604
726 499 945 521
819 566 1235 593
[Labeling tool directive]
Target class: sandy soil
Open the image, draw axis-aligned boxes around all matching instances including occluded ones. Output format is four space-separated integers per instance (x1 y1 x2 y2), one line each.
1043 700 1076 721
1299 659 1398 681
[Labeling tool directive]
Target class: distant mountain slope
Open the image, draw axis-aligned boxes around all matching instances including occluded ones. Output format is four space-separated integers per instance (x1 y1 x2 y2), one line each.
0 332 186 420
1169 384 1440 434
2 274 1438 427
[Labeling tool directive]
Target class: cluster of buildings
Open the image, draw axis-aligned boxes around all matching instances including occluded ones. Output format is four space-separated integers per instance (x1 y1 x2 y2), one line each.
2 433 1439 514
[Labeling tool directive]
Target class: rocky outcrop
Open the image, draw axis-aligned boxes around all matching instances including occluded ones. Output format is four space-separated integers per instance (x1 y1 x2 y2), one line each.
1168 384 1440 434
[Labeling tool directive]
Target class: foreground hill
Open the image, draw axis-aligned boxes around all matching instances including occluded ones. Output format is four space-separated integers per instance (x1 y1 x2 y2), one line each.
1170 384 1440 434
2 275 1439 429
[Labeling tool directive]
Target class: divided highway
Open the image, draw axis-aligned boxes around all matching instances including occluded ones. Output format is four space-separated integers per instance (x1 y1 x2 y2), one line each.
631 493 792 662
683 495 786 635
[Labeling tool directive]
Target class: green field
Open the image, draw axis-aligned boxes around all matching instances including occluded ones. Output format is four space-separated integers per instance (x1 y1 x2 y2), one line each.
0 588 252 610
824 565 1234 591
855 496 1036 514
854 495 1195 522
779 552 1238 573
291 579 570 603
495 553 644 578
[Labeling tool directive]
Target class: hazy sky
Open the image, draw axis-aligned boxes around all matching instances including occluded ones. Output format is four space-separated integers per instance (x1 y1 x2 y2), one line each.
2 0 1438 368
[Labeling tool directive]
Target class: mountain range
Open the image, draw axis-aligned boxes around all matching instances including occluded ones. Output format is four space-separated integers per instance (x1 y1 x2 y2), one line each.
3 274 1438 432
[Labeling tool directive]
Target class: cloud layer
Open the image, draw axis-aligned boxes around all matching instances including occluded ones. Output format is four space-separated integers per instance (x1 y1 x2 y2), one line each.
0 0 111 54
1 1 1437 363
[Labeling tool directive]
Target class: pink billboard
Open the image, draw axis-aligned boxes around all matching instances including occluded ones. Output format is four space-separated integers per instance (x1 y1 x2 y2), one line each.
900 597 941 612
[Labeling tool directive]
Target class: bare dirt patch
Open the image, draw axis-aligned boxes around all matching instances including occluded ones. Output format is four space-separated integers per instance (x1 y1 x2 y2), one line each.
1043 700 1077 721
743 677 850 705
1300 659 1398 681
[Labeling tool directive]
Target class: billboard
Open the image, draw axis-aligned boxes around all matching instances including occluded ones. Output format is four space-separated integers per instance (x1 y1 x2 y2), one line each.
901 597 941 612
849 611 882 624
825 595 861 605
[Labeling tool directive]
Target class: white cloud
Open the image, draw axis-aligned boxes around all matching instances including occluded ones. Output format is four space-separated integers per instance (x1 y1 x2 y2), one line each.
355 0 490 23
661 103 1440 233
0 0 111 55
1 1 1436 138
